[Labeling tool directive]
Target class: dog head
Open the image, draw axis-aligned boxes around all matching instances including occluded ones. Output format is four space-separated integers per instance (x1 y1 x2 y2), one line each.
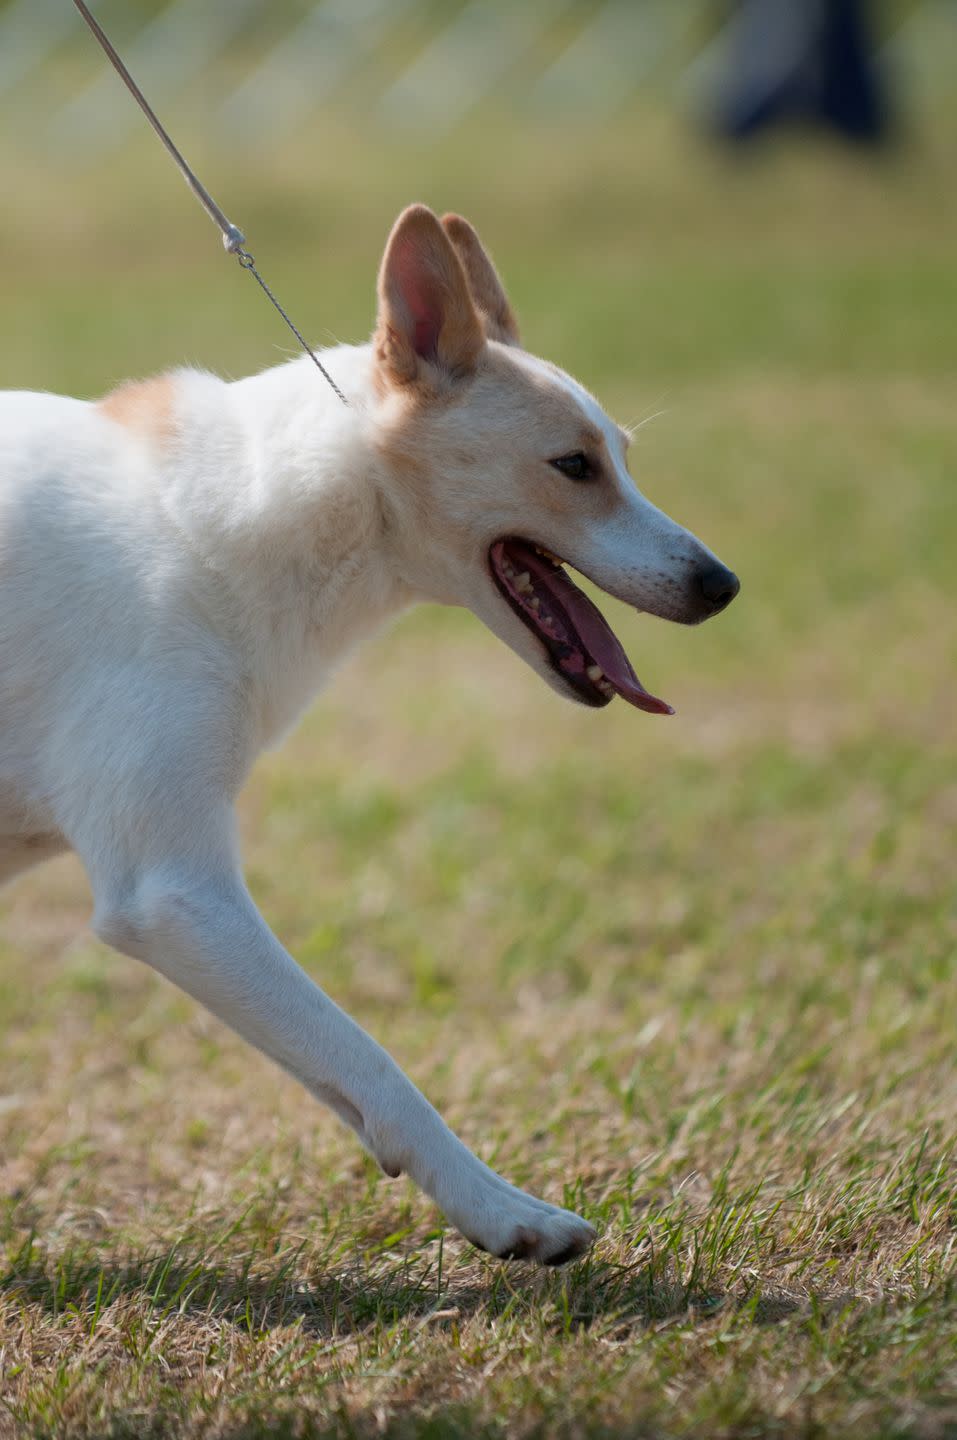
371 205 738 714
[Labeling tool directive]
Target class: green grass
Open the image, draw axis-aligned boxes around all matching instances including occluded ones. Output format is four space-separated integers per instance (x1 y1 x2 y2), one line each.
1 92 955 1439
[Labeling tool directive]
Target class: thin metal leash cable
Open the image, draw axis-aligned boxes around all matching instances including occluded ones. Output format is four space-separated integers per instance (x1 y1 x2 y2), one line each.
70 0 349 407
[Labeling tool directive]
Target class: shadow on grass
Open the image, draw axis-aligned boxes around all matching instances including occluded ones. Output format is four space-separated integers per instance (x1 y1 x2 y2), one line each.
2 1397 577 1440
0 1233 801 1338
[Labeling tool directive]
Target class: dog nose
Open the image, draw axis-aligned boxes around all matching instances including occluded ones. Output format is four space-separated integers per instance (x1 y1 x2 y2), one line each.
696 562 740 614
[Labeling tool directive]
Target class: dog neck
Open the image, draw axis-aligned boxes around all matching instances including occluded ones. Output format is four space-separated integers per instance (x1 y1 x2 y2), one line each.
161 349 419 750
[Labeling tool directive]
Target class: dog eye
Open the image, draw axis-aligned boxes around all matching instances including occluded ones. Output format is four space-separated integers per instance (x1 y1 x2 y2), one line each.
550 452 592 481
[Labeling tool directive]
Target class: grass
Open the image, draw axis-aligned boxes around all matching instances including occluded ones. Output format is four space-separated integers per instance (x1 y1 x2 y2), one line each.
1 79 956 1439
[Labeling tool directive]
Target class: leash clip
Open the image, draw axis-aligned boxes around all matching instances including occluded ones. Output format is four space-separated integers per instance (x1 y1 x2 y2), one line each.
222 224 247 255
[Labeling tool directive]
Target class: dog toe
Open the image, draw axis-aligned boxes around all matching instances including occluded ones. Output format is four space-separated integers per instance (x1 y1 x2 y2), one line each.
544 1227 595 1267
544 1243 582 1267
495 1227 539 1261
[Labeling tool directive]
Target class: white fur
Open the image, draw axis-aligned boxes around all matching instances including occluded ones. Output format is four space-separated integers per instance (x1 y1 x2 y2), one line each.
0 208 734 1265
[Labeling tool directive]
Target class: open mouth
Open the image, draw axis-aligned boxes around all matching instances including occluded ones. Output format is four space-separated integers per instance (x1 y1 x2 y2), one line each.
488 538 673 715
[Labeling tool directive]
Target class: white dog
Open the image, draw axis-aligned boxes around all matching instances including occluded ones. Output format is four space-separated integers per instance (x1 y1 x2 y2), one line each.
0 206 737 1264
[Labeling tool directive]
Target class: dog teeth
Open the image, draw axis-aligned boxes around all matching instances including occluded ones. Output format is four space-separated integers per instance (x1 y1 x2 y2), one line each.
529 597 540 611
586 665 604 682
597 678 615 697
514 571 532 594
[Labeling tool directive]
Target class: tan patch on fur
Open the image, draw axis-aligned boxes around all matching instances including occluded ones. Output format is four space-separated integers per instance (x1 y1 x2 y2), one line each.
479 347 620 520
97 374 176 446
373 341 621 572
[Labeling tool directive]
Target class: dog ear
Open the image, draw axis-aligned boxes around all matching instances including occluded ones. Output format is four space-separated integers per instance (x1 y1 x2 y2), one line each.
375 205 485 388
441 214 520 347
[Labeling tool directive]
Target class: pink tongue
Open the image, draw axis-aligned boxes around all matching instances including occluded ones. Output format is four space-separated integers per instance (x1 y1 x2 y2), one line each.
517 545 674 716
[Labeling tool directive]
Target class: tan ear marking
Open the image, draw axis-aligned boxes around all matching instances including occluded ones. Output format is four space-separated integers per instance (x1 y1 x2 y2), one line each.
97 374 175 446
441 213 520 347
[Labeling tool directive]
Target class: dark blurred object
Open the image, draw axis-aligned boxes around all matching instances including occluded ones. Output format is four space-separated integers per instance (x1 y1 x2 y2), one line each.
712 0 893 144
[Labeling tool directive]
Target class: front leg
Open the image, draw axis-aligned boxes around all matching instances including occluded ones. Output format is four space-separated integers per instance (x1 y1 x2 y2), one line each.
92 866 595 1265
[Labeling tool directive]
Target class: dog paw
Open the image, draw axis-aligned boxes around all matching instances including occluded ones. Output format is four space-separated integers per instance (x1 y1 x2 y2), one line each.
477 1212 596 1266
456 1176 596 1266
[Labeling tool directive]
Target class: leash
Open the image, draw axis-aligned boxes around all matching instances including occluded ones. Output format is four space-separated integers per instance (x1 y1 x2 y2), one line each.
70 0 349 407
